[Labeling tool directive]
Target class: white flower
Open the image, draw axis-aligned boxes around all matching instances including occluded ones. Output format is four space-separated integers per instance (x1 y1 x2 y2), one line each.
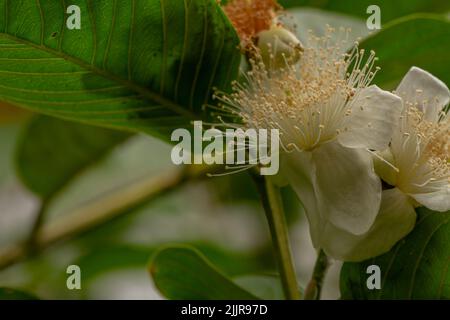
323 67 450 261
214 28 403 259
378 67 450 211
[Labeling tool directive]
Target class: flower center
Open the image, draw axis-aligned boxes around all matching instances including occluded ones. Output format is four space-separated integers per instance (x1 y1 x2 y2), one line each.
401 106 450 185
213 27 379 152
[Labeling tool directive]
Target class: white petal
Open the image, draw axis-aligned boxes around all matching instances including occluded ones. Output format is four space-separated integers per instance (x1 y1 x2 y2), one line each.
338 85 403 150
320 188 417 262
396 67 450 122
312 141 382 235
408 180 450 212
373 148 399 187
280 151 323 248
388 123 425 189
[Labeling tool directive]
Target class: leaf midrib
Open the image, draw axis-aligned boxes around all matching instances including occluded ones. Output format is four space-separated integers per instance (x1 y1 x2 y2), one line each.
0 32 196 120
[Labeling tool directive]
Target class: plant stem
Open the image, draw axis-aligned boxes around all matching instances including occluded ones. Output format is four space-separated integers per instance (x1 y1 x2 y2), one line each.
253 173 301 300
0 165 215 271
304 249 329 300
26 197 51 250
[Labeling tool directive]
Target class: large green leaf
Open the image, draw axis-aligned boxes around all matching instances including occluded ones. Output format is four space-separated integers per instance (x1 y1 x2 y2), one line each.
359 15 450 89
149 245 259 300
279 0 450 22
340 207 450 299
0 0 240 139
16 115 130 198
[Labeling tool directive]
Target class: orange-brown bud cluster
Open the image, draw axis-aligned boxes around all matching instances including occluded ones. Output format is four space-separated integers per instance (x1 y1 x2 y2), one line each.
223 0 281 43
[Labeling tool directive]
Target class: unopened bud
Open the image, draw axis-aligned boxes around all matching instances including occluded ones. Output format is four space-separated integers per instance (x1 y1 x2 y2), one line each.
256 25 303 70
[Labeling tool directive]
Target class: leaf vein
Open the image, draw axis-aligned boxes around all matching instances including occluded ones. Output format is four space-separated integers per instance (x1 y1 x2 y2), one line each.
58 0 66 51
189 0 208 110
174 0 188 103
127 0 135 81
86 0 97 65
1 94 143 106
203 20 225 106
35 0 44 45
103 0 117 69
160 0 167 94
0 83 123 94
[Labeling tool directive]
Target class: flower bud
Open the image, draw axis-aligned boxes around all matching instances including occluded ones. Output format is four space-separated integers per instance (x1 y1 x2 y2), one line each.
256 25 303 70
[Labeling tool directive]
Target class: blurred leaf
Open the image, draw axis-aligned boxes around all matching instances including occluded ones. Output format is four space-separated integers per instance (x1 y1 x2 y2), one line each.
340 207 450 299
76 242 270 284
0 0 240 139
283 8 367 45
209 173 260 204
76 245 153 282
0 123 20 183
279 0 450 22
191 243 273 277
149 245 259 300
234 274 284 300
0 287 38 300
280 185 303 225
359 15 450 89
16 115 130 198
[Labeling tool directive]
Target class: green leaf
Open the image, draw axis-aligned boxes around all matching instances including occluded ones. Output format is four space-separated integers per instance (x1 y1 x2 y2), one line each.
149 245 259 300
0 0 240 139
76 245 154 283
75 242 268 285
279 0 450 22
359 15 450 89
0 123 20 183
340 207 450 299
0 287 38 300
233 274 285 300
16 115 130 198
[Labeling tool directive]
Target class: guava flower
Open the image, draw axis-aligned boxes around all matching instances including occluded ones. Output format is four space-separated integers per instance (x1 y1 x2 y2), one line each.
214 28 403 259
320 67 450 261
378 67 449 211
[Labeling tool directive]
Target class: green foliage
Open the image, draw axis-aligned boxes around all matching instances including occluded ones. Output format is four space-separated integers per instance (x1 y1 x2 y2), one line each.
76 242 271 284
0 0 240 139
234 275 285 300
340 207 450 299
149 245 259 300
16 115 130 198
0 123 20 183
359 15 450 89
0 287 38 300
279 0 450 22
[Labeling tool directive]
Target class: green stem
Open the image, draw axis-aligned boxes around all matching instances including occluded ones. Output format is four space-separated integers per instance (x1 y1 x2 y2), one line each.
26 197 51 250
253 173 301 300
304 249 329 300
